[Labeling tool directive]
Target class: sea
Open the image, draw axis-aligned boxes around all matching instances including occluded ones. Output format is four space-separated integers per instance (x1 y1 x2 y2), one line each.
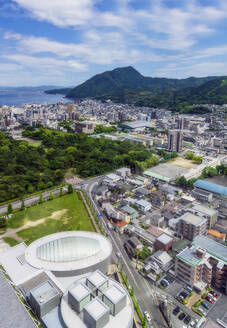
0 89 73 107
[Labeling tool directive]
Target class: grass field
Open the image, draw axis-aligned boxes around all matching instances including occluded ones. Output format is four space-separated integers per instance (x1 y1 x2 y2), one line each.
168 157 198 169
3 237 19 247
5 192 95 245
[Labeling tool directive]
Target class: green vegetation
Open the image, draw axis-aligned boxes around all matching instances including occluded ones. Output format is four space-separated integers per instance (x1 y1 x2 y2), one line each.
185 152 203 164
6 192 94 245
136 246 152 261
157 149 178 162
0 131 64 203
3 237 19 247
58 121 74 132
175 176 196 189
23 127 158 177
0 216 6 228
94 124 117 134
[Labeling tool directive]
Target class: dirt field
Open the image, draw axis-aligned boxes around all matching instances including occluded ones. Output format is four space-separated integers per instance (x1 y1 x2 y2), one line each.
168 157 198 169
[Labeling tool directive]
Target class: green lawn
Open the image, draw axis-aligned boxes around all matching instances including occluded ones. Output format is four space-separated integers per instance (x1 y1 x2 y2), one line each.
3 237 19 247
7 192 95 245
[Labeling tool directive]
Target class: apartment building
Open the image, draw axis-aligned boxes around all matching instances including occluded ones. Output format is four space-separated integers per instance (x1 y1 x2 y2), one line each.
175 236 227 293
191 204 218 229
177 213 207 241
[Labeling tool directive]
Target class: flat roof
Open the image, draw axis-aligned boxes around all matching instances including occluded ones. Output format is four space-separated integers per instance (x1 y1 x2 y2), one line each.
193 236 227 263
136 199 151 207
31 281 58 304
181 213 206 226
192 204 217 216
0 272 37 328
177 247 202 267
0 243 40 286
103 285 125 304
156 234 173 244
84 297 109 319
87 270 107 287
70 282 90 301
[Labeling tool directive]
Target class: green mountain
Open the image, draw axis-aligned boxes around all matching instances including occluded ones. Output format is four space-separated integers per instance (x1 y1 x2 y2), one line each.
106 77 227 110
65 66 217 99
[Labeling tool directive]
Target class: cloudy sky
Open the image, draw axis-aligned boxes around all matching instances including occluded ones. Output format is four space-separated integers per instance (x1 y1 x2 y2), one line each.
1 0 227 86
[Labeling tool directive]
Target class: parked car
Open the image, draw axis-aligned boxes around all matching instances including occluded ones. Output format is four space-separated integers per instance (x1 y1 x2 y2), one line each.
184 285 193 293
201 302 209 310
160 280 168 288
198 307 205 315
116 252 121 258
189 321 196 328
172 306 180 316
184 315 191 325
178 312 186 321
207 293 216 301
206 296 214 304
210 290 219 298
144 311 151 322
162 278 169 286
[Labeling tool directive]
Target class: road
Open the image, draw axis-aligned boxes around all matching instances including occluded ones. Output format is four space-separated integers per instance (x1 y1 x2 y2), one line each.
0 186 68 215
82 178 168 328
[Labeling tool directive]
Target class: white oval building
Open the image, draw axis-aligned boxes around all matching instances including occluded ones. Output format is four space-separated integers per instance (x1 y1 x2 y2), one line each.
25 231 112 277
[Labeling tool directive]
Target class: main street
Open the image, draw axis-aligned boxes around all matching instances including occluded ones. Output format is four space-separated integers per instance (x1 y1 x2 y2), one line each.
82 178 168 328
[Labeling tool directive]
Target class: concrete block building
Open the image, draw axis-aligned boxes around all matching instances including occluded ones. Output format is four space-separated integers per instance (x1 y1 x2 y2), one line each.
177 212 207 241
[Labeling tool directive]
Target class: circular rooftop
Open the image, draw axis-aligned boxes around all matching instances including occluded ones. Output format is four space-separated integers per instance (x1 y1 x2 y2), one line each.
25 231 112 275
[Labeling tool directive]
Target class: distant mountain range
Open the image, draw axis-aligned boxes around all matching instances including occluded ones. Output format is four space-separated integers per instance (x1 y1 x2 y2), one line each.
45 66 227 111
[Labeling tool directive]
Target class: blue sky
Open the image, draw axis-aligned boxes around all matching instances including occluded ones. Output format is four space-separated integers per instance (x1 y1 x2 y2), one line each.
1 0 227 86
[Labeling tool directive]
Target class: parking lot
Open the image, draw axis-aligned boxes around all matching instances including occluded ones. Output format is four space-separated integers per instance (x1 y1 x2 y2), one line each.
207 293 227 323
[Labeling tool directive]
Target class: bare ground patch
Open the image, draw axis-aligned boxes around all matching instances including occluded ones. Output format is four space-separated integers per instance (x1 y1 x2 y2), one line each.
168 157 198 169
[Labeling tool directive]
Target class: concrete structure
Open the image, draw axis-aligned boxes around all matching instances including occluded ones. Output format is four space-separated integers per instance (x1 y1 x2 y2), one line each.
135 199 151 213
194 179 227 200
75 121 95 134
61 271 134 328
191 204 218 228
25 231 112 277
168 130 182 152
155 234 173 251
192 188 213 203
118 121 151 132
116 168 131 178
177 213 207 241
176 236 227 293
28 280 61 318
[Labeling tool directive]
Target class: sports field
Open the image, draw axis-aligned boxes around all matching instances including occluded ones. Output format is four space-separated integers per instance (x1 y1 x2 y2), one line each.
168 157 198 169
3 192 95 245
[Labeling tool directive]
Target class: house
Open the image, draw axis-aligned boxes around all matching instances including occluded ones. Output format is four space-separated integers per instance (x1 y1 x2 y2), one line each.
135 199 151 213
116 168 131 178
150 190 165 207
135 187 151 198
127 237 143 251
149 251 173 272
121 206 139 220
191 204 218 229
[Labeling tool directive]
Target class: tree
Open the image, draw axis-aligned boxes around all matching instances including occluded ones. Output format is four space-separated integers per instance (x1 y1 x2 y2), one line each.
20 200 25 211
68 184 74 194
39 193 43 204
7 203 12 214
59 187 63 197
0 216 6 228
48 192 54 201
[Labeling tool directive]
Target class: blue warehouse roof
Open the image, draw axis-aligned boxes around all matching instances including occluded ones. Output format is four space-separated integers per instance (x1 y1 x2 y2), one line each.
194 179 227 196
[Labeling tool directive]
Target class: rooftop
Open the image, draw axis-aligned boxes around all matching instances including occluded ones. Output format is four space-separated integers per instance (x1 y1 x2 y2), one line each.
193 235 227 264
31 280 58 304
103 285 126 304
69 282 90 301
192 204 217 216
177 247 202 267
194 179 227 196
0 271 37 328
156 234 173 244
180 212 207 226
87 270 107 287
84 297 109 319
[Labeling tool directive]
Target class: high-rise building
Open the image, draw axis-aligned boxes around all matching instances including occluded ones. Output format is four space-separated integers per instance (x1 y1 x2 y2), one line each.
168 130 182 152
